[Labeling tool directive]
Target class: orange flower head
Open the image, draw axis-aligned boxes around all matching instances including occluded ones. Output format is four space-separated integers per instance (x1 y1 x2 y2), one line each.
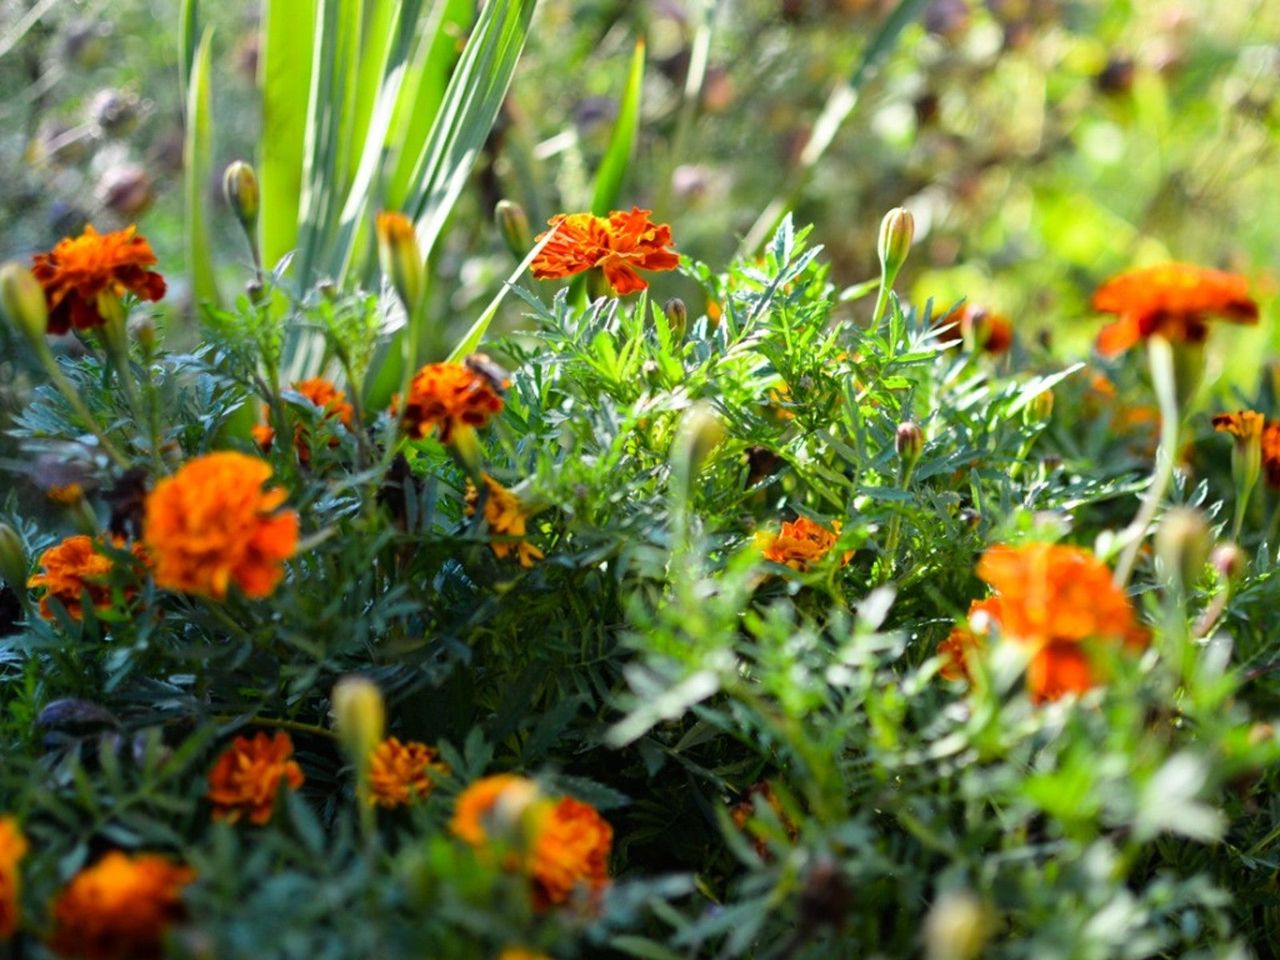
532 207 679 295
368 737 448 808
49 852 193 960
937 303 1013 354
465 474 544 567
206 731 304 825
450 774 542 848
0 817 27 939
1263 421 1280 489
30 225 166 335
755 516 851 572
499 950 551 960
529 796 612 909
937 596 1003 682
1093 263 1257 356
977 543 1144 649
28 535 126 621
47 483 85 506
253 378 354 463
1212 410 1265 442
398 362 505 444
1025 641 1096 703
143 452 298 600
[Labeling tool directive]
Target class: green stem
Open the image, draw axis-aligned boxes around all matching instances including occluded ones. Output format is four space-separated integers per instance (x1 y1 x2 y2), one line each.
36 342 130 469
1114 337 1181 587
211 714 337 741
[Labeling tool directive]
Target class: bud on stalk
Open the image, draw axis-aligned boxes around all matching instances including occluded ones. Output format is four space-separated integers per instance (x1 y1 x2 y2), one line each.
0 522 27 594
877 207 915 284
376 211 425 313
332 675 386 784
896 421 924 469
663 297 688 342
222 161 260 229
1155 507 1210 593
494 200 531 260
0 262 49 344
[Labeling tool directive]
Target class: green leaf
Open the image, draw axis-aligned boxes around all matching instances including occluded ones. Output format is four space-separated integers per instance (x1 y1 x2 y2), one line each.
259 0 318 271
590 37 646 216
184 28 221 309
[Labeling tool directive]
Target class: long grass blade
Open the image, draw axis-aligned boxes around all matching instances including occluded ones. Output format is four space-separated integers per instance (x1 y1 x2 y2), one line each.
184 28 221 309
178 0 199 100
259 0 318 270
447 230 555 363
591 37 646 216
737 0 927 257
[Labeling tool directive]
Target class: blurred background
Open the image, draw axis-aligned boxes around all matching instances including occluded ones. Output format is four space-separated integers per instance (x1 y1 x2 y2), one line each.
0 0 1278 356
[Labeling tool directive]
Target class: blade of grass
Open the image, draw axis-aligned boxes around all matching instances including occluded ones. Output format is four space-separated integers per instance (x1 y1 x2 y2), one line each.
737 0 927 258
590 37 646 215
447 229 555 362
178 0 199 101
259 0 318 270
184 28 221 309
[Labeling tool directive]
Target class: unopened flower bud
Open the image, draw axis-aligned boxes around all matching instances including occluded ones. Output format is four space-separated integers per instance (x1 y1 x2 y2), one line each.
131 316 157 358
663 297 688 342
1025 389 1054 424
98 164 153 218
672 402 726 495
1156 507 1210 592
0 522 27 594
925 890 991 960
376 211 425 311
877 206 915 282
222 161 260 229
331 676 386 775
1211 542 1244 581
494 200 531 259
896 421 924 467
0 262 49 343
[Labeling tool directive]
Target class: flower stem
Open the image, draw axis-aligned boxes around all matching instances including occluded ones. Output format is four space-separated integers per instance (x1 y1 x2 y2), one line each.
35 341 130 469
1114 337 1181 587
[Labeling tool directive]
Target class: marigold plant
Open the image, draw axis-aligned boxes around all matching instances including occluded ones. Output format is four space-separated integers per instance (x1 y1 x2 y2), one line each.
143 452 298 600
48 852 193 960
30 225 166 334
206 731 305 825
755 516 849 571
252 377 354 462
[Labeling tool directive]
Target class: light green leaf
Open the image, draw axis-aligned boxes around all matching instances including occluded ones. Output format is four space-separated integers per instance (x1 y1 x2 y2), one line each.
184 28 221 309
591 37 646 216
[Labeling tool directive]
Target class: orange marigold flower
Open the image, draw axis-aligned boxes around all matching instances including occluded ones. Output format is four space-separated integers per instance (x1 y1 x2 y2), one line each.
206 731 304 825
755 516 851 572
253 378 354 463
27 534 138 621
451 776 612 910
977 543 1144 649
1263 422 1280 489
529 796 613 909
937 303 1014 354
143 451 298 600
398 362 506 444
48 851 193 960
1212 410 1265 442
937 596 1003 682
465 474 544 567
0 817 27 940
30 225 166 335
47 483 85 506
499 949 551 960
368 737 448 808
1092 263 1257 356
531 207 679 295
729 781 798 858
973 543 1147 702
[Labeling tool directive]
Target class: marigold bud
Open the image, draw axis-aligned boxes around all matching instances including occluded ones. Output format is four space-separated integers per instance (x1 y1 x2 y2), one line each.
376 211 425 311
896 421 924 466
663 297 688 342
331 676 386 775
672 402 725 496
1211 542 1244 581
222 161 260 229
132 316 157 357
877 206 915 281
0 262 49 342
494 200 531 259
924 890 991 960
0 522 26 593
1026 389 1054 424
1155 507 1210 592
